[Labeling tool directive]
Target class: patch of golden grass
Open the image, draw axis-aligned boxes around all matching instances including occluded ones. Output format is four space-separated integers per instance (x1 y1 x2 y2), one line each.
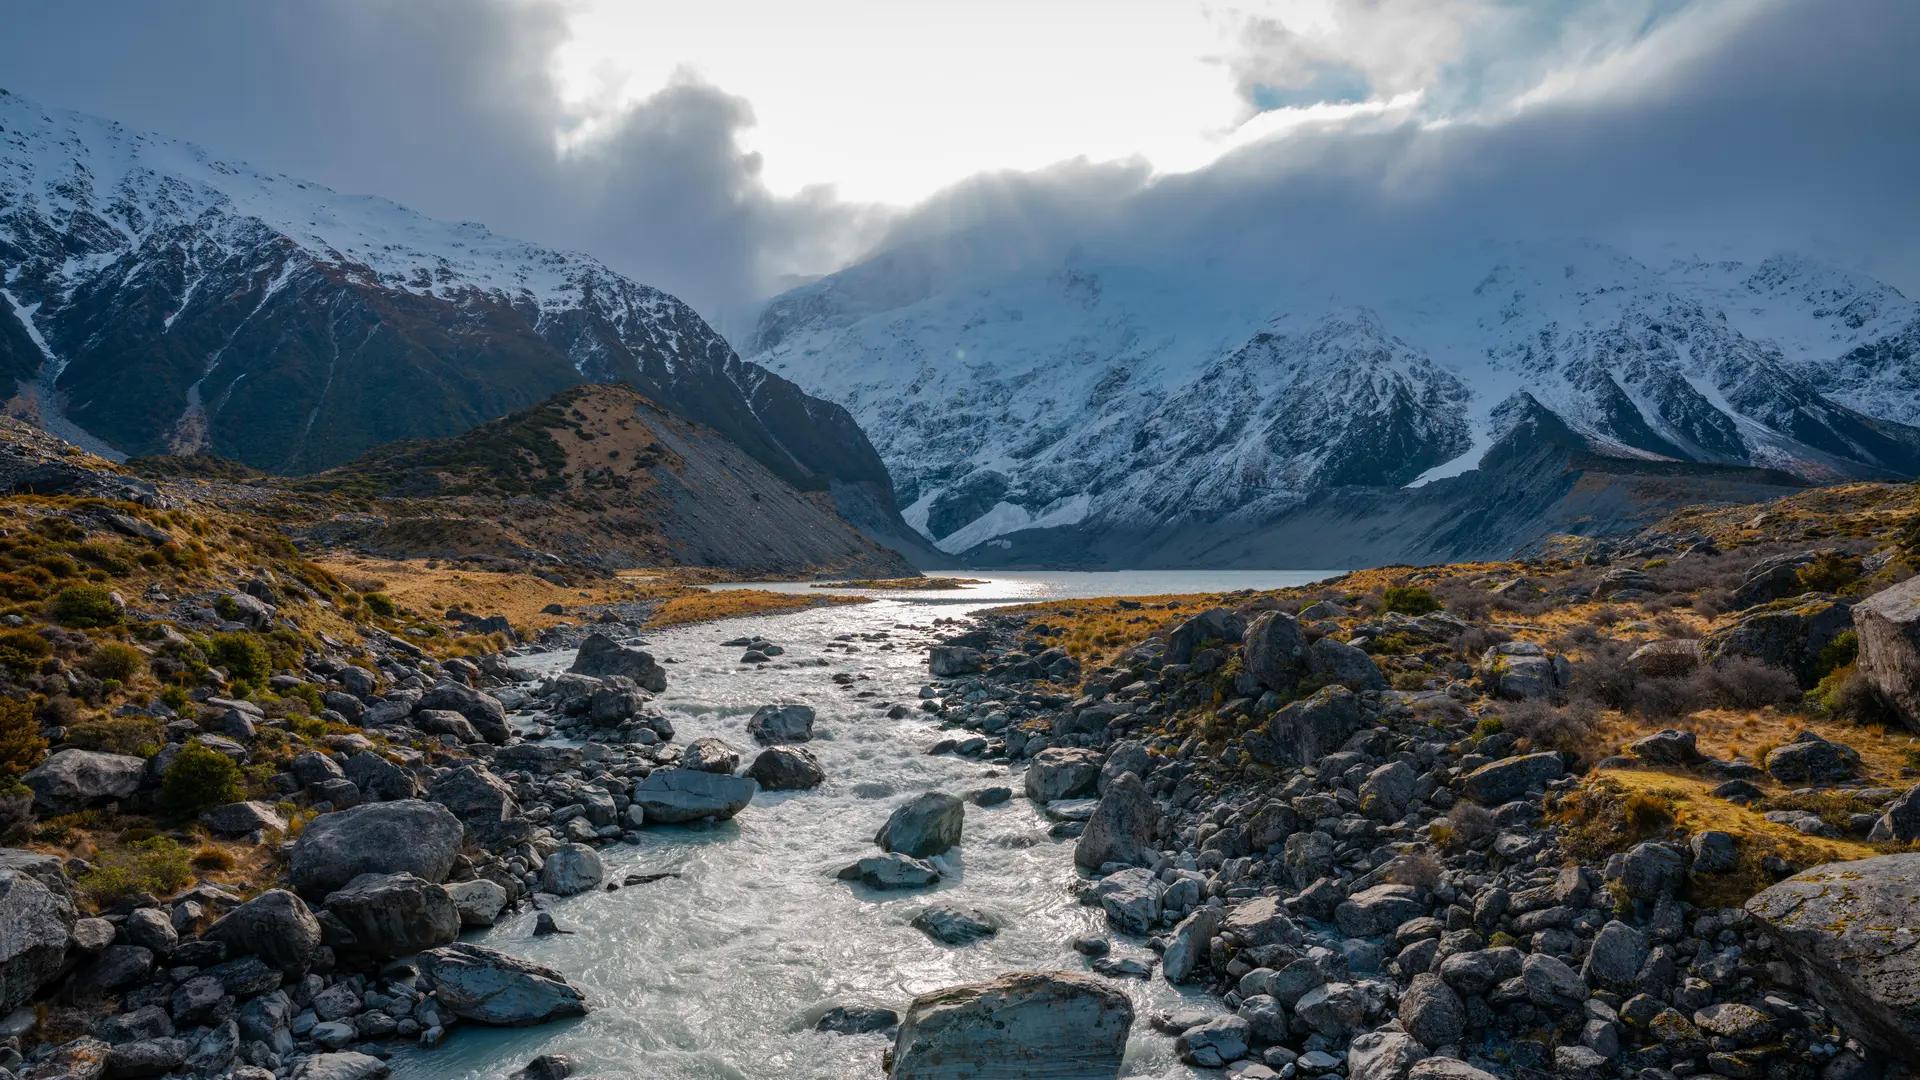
313 556 686 633
644 588 869 629
1001 593 1254 670
1593 706 1920 784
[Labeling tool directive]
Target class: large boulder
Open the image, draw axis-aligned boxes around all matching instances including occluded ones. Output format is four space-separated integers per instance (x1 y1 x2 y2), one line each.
746 746 824 791
1765 730 1862 783
1074 772 1156 871
1854 576 1920 732
540 844 605 896
1308 637 1387 692
877 793 964 858
1023 748 1102 804
1746 853 1920 1059
416 943 588 1026
1732 551 1822 607
930 645 985 677
202 890 322 973
630 769 757 824
199 800 288 839
889 971 1133 1080
1703 594 1853 687
322 873 459 957
24 749 144 816
1166 608 1246 665
569 633 667 692
1265 686 1364 766
747 704 816 744
0 867 75 1012
288 800 464 898
428 765 532 848
1460 752 1563 805
1243 610 1308 692
414 683 510 744
1478 642 1568 701
678 737 741 774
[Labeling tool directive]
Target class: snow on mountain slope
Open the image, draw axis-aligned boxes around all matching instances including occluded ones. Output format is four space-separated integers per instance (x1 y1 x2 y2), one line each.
0 86 900 533
751 235 1920 558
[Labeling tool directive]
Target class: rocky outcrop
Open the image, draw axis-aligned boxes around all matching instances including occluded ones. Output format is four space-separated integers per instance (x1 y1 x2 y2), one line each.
0 865 75 1012
1853 575 1920 731
889 971 1133 1080
322 873 460 957
201 890 323 974
1074 772 1156 870
287 800 465 898
1746 854 1920 1059
416 943 589 1026
1703 594 1853 686
23 749 144 816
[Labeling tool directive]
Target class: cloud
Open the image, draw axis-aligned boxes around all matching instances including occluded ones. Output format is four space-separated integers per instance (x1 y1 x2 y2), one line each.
0 0 1913 330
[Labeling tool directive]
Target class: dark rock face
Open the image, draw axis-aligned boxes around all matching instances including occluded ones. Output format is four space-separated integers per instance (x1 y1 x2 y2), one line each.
746 746 825 791
889 971 1133 1080
876 793 964 859
201 890 322 974
322 873 460 958
1075 772 1156 870
0 867 75 1012
1854 576 1920 731
1702 594 1853 686
416 943 588 1026
629 769 756 824
22 749 144 816
1747 854 1920 1060
1243 611 1308 692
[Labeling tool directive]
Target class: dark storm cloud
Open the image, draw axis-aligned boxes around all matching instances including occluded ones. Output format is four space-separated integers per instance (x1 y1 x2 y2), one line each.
0 0 1913 325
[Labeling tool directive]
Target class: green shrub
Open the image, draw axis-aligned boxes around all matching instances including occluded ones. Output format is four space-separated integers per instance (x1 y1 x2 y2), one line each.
206 633 270 685
76 836 194 908
362 591 397 618
0 628 52 673
1796 552 1862 594
1813 630 1859 680
82 643 146 683
0 698 47 782
160 741 244 815
66 715 164 757
1807 665 1900 726
1382 585 1440 616
49 585 120 628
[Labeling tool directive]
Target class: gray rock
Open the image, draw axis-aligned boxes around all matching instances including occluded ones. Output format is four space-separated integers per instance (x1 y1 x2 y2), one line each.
1075 771 1156 871
1090 868 1163 935
1308 636 1387 691
323 872 460 957
1479 642 1568 700
1868 783 1920 843
289 1052 390 1080
746 704 816 744
890 971 1133 1080
199 800 288 838
929 645 985 677
289 799 464 897
446 879 510 928
1166 608 1246 665
912 906 1000 945
1520 952 1588 1010
540 844 605 896
106 1037 189 1077
678 737 741 774
1399 972 1464 1048
1175 1014 1250 1068
1581 920 1649 993
428 765 531 848
0 866 75 1012
1746 852 1920 1059
1765 730 1861 783
877 792 964 858
1265 686 1364 766
343 751 416 801
23 749 144 816
746 745 824 790
1359 760 1417 820
1459 751 1563 805
1856 575 1920 732
203 889 321 973
1703 594 1853 687
1626 728 1706 766
815 1005 899 1035
1408 1058 1498 1080
1024 748 1102 803
416 942 589 1025
415 682 511 744
569 633 667 691
837 854 940 889
1348 1030 1424 1080
1243 610 1308 692
1161 907 1219 984
630 768 757 824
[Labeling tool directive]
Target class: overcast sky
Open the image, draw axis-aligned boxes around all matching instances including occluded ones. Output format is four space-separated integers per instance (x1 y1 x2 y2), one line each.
2 0 1915 329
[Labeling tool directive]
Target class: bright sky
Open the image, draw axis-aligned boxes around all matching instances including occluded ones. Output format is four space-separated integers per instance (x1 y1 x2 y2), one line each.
551 0 1369 203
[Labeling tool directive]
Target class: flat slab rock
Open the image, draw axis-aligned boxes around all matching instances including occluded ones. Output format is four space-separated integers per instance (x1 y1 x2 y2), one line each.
416 943 587 1026
890 970 1133 1079
1746 852 1920 1059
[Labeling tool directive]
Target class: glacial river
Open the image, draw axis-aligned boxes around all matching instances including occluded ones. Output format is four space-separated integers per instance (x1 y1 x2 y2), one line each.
392 571 1332 1080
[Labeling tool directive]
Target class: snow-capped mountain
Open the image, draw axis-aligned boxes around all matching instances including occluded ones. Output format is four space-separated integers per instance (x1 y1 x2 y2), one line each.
0 87 908 542
750 234 1920 563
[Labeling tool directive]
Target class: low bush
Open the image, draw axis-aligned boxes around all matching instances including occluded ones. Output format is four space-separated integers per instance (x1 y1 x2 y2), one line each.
1497 698 1603 760
76 836 194 908
81 642 145 683
1382 585 1440 616
1690 657 1801 710
1807 666 1901 726
65 715 164 757
160 742 244 815
1795 552 1862 594
0 698 47 783
0 628 52 673
207 633 271 686
362 591 397 618
49 585 120 628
